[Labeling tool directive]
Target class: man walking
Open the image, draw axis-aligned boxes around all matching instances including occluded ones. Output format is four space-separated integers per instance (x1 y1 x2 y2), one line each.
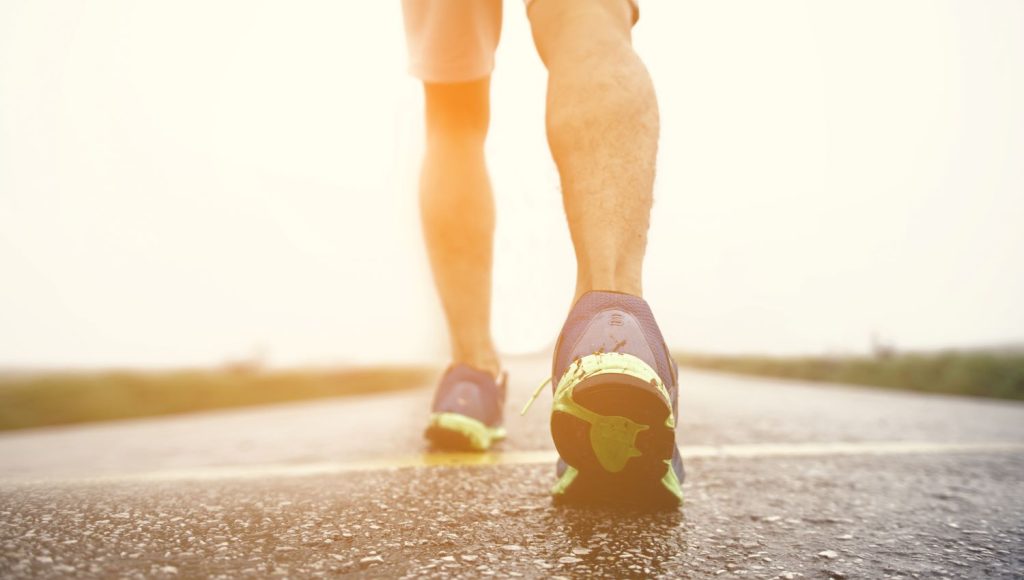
404 0 683 507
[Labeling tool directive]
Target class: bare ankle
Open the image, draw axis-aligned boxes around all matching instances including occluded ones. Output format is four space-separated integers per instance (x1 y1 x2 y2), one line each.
452 348 501 378
574 273 642 302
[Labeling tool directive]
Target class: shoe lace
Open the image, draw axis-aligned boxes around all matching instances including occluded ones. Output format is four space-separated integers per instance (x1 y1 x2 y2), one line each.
520 376 551 416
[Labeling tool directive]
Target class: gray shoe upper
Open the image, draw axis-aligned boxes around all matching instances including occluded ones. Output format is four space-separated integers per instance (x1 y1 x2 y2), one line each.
430 364 505 428
552 291 678 399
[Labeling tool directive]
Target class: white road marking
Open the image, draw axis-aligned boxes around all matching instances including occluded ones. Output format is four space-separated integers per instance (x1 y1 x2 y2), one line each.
3 441 1022 486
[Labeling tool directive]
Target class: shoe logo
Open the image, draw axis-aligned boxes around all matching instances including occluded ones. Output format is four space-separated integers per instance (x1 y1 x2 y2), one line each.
610 313 624 326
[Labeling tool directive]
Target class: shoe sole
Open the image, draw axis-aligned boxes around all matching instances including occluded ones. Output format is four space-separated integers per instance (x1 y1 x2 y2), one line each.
425 412 506 452
549 352 683 508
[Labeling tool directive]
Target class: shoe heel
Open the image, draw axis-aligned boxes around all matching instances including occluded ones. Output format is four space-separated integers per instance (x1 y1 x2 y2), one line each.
550 352 675 478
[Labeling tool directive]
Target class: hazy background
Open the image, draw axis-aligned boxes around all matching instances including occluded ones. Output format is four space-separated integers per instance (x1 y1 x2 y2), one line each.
1 0 1022 369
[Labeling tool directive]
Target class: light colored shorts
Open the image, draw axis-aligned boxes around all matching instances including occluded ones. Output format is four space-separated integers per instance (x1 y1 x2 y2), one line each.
401 0 639 84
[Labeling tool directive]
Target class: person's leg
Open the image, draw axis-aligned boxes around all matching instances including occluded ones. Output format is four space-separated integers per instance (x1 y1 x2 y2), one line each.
527 0 656 302
403 0 506 451
525 0 683 507
419 78 500 378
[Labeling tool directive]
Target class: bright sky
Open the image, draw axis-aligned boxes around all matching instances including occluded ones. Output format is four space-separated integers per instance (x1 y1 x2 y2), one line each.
1 1 1022 368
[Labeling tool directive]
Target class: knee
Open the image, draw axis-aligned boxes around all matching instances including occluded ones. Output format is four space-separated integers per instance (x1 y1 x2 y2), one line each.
423 78 490 147
528 0 635 70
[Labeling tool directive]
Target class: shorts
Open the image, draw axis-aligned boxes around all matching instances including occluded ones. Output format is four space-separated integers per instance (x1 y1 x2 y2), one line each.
401 0 639 84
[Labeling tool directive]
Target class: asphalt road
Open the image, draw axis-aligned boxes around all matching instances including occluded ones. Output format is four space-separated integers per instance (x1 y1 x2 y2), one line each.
2 356 1023 578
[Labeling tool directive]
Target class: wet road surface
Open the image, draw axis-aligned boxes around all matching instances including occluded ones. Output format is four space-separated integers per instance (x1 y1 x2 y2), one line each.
2 356 1023 578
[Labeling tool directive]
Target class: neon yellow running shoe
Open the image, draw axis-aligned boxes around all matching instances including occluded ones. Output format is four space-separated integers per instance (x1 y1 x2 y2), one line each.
425 364 507 452
528 291 684 508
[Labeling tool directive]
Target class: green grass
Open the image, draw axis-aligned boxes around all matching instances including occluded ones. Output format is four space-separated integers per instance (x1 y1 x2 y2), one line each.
0 366 436 432
675 350 1024 401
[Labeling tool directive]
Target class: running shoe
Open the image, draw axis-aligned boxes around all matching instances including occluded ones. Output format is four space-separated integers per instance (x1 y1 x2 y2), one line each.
526 291 684 508
425 364 507 452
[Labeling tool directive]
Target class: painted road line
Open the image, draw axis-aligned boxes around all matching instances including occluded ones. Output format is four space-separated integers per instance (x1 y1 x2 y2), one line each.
3 441 1023 486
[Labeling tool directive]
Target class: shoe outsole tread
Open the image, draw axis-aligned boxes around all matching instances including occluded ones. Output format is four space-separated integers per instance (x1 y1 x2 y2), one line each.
549 353 683 508
425 412 505 452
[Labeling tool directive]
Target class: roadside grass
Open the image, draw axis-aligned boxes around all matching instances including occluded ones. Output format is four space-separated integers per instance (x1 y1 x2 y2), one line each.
0 366 436 432
675 350 1024 401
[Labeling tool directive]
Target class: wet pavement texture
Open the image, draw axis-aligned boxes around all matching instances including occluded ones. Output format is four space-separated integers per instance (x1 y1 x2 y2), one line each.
3 454 1022 579
2 357 1024 578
